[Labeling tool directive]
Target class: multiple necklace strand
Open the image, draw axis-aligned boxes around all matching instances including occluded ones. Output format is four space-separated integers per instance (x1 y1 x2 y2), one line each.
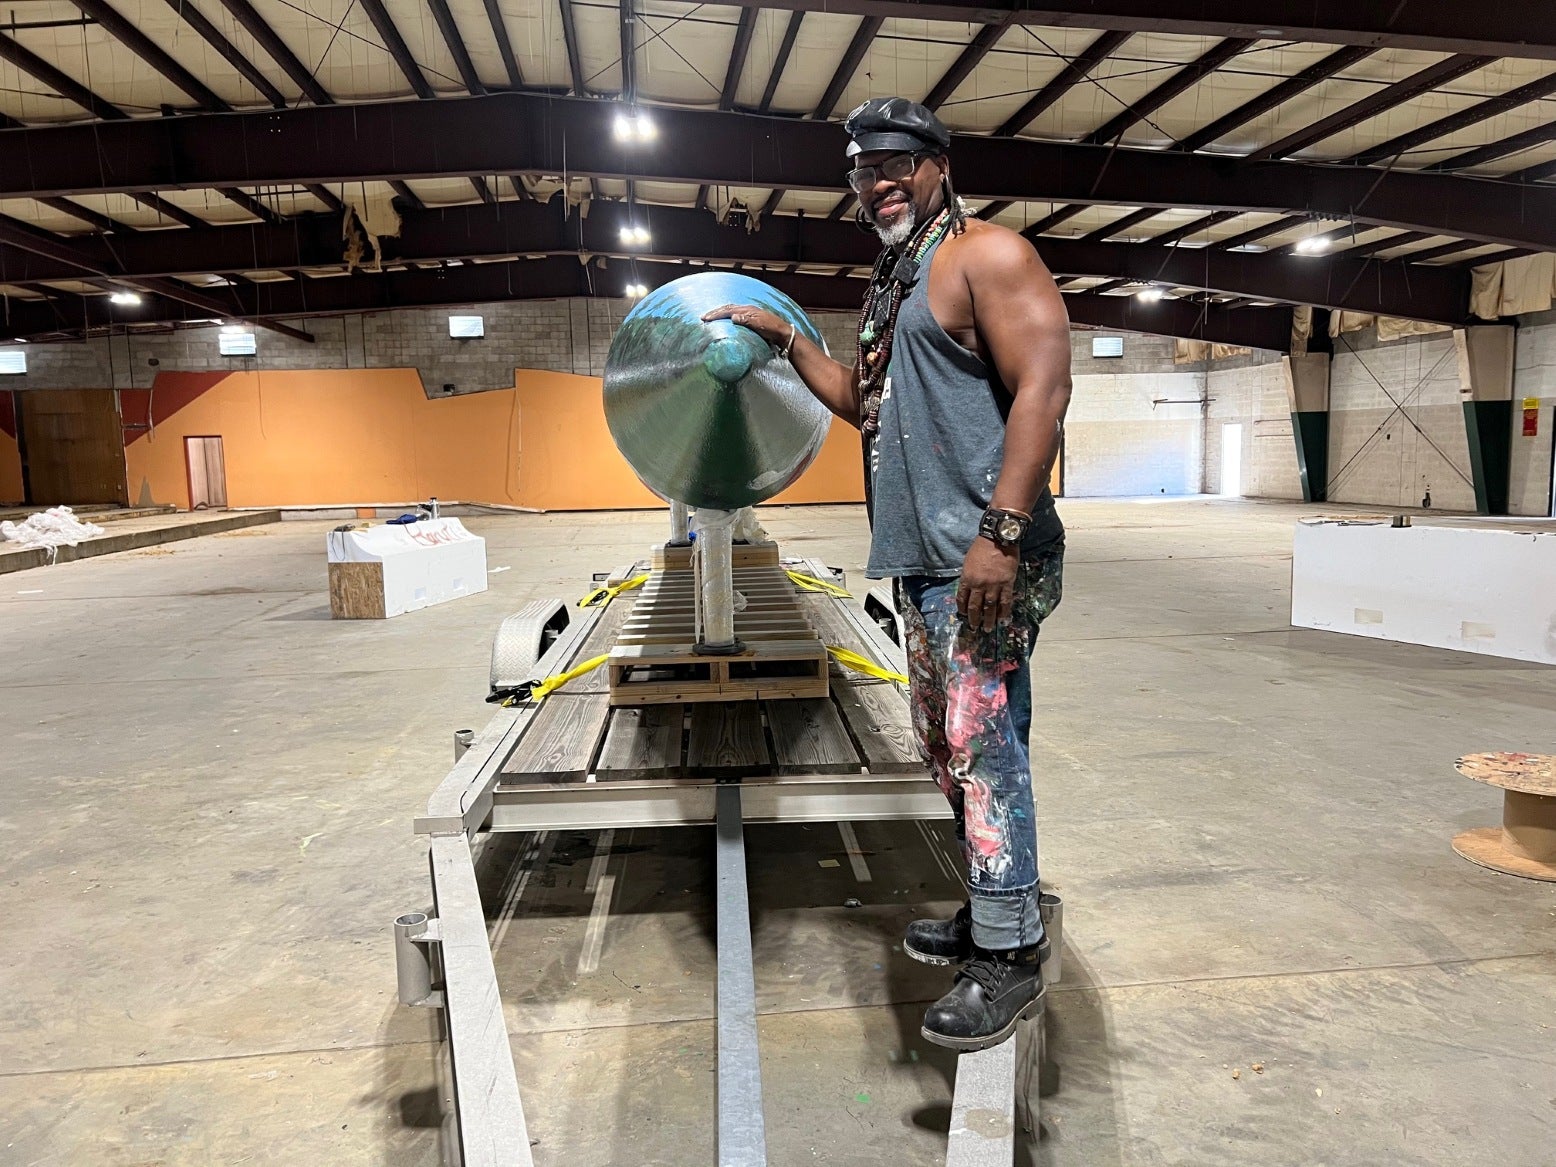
855 206 953 437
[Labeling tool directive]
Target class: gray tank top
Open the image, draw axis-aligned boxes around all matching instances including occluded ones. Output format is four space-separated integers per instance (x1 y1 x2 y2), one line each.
865 232 1063 578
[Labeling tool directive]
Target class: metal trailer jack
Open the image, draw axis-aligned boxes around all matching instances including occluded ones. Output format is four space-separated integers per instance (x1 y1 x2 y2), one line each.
394 550 1062 1166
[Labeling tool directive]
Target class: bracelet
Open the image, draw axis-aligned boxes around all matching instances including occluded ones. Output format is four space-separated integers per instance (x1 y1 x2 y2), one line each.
781 324 796 360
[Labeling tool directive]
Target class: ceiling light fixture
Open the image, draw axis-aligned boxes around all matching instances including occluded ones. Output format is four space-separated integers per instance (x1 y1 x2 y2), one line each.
613 109 657 143
619 225 651 245
109 291 141 305
1294 236 1331 255
1135 287 1164 302
626 282 648 298
219 324 248 335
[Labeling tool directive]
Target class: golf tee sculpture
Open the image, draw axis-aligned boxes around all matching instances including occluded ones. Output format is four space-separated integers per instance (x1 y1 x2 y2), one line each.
604 272 830 655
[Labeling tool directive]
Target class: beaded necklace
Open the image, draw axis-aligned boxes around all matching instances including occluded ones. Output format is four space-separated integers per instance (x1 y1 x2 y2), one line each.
856 206 953 437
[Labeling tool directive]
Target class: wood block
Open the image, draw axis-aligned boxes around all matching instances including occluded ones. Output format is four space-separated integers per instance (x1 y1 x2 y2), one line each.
328 561 386 619
766 698 863 775
687 702 770 778
652 541 781 570
596 704 684 780
503 693 611 780
832 681 921 773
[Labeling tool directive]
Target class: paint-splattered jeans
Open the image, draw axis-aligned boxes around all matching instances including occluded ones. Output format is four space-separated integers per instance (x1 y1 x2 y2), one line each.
896 547 1063 952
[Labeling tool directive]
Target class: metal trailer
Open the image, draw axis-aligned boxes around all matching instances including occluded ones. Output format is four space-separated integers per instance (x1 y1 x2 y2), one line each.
395 548 1061 1167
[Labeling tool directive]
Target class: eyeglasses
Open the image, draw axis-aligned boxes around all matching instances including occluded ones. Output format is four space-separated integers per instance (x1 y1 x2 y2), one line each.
845 152 929 194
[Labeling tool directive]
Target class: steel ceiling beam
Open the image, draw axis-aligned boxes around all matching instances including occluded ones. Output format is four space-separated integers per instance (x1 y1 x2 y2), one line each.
1081 208 1155 241
359 0 435 98
699 1 1556 61
481 0 523 87
0 31 274 225
1247 54 1494 161
215 0 334 105
160 0 288 108
1084 37 1253 144
69 0 228 110
1144 210 1242 246
758 14 805 111
5 94 1552 250
0 215 312 340
1350 71 1556 166
38 197 123 233
559 0 587 94
1 255 1293 350
924 21 1009 111
1430 120 1556 173
1173 45 1374 153
619 0 636 102
762 16 883 215
720 8 759 108
995 29 1129 137
699 9 761 211
429 0 487 95
129 192 206 229
816 17 883 120
0 199 1473 322
0 32 129 121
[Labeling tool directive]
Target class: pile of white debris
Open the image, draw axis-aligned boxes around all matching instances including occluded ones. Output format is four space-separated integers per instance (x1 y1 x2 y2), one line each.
1 506 106 555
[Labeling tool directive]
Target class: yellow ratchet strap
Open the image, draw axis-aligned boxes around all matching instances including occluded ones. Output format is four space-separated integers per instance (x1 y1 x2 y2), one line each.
578 573 648 608
528 654 609 701
785 570 852 599
826 645 908 685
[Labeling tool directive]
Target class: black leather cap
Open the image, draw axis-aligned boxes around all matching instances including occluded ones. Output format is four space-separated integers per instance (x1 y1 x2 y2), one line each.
844 97 951 159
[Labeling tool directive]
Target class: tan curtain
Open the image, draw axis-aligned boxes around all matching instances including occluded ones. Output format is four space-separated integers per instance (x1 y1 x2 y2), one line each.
1497 253 1556 316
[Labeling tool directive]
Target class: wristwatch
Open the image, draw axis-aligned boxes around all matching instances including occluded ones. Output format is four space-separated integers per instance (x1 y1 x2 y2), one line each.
978 507 1031 548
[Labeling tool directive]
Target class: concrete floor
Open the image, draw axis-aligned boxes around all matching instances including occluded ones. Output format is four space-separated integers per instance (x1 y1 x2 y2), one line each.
1 498 1552 1166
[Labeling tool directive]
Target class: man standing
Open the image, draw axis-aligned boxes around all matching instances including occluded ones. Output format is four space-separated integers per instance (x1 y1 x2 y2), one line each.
704 97 1071 1051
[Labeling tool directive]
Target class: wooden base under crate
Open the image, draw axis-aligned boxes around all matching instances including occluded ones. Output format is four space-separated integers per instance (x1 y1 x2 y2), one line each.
650 540 781 571
609 560 828 705
607 639 829 704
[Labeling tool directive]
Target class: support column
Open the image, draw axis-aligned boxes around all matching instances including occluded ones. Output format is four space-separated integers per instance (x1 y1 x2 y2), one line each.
668 499 690 545
696 508 739 654
1455 325 1516 515
1282 351 1331 503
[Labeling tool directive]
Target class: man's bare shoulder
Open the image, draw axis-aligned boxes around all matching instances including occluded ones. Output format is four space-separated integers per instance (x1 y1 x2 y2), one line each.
945 218 1045 274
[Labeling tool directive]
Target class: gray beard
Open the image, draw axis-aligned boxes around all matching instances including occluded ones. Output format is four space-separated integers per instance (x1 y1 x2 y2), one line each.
873 204 918 249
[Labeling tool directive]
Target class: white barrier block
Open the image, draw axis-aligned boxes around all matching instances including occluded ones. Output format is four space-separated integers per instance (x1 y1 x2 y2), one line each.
1291 519 1556 665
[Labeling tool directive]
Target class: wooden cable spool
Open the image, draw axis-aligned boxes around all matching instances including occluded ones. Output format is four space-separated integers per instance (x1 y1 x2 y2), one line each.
1451 752 1556 882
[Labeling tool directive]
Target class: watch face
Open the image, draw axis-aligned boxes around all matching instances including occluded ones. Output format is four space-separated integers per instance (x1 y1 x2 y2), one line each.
997 516 1024 542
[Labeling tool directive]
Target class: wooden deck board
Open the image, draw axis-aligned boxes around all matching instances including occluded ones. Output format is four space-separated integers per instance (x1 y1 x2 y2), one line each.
766 697 863 775
596 704 684 780
687 702 770 778
502 693 612 780
832 680 922 774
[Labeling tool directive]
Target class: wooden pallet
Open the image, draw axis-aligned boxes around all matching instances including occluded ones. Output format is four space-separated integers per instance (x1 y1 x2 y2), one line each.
499 585 920 783
609 562 828 705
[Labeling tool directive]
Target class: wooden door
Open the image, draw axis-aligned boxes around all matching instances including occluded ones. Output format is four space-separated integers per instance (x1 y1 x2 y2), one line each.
16 389 128 505
185 436 228 508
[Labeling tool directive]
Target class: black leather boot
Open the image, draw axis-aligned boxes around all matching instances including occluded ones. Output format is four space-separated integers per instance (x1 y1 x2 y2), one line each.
904 902 973 966
905 903 1051 968
920 945 1045 1052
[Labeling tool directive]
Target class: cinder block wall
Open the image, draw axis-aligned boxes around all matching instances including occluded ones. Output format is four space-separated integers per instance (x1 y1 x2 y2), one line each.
0 300 863 396
4 299 1552 512
1326 330 1475 511
1066 333 1206 497
1205 354 1303 500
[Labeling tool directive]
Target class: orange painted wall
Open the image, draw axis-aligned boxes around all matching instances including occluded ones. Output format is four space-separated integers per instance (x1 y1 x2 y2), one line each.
0 433 21 504
511 368 863 510
125 367 865 511
0 391 20 504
